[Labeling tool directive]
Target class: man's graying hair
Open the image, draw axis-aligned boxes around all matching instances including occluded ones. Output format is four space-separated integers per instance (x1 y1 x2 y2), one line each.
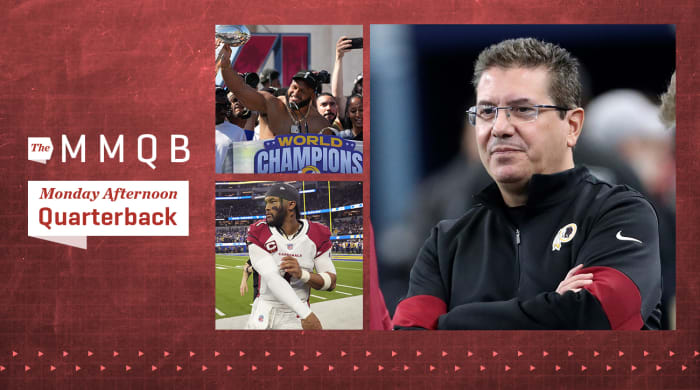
472 38 582 117
659 72 676 127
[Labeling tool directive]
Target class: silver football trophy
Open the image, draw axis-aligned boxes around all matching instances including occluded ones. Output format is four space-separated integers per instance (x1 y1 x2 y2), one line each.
215 25 251 47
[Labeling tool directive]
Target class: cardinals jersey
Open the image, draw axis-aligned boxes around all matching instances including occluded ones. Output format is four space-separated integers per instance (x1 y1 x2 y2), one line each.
247 219 334 304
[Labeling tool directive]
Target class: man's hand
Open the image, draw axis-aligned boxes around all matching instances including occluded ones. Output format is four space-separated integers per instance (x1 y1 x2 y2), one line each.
216 39 232 72
556 264 594 295
243 111 259 131
301 312 323 330
320 127 337 136
336 36 352 60
240 279 249 296
280 256 302 279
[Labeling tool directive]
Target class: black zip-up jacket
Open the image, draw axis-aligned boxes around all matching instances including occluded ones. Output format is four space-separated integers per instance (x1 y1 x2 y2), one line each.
393 167 662 330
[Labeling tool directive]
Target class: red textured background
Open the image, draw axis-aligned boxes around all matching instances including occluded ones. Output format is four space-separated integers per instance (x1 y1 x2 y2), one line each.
1 1 699 389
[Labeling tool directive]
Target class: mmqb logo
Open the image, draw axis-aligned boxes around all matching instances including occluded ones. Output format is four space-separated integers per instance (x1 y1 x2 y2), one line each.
254 134 362 174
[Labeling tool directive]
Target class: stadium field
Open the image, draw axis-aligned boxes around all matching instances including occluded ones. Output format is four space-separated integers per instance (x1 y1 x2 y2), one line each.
215 253 363 319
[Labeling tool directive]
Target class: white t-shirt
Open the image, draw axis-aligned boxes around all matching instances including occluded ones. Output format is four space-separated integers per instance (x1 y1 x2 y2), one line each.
215 121 246 173
253 123 261 141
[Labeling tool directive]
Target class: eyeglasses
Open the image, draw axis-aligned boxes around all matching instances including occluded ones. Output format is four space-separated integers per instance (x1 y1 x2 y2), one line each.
467 104 571 127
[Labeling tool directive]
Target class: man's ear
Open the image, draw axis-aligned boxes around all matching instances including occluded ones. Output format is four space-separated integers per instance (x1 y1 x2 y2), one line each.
566 108 585 148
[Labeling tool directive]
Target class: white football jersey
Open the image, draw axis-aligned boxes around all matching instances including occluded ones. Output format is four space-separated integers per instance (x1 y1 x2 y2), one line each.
247 219 333 303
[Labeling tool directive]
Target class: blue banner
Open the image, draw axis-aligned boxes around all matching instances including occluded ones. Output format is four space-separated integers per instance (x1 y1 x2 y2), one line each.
254 135 362 174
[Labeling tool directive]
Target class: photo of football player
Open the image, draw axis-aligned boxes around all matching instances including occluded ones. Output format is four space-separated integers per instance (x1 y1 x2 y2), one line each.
215 181 363 330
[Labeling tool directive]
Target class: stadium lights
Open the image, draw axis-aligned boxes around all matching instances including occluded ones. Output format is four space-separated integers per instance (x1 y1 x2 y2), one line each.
215 234 363 247
215 181 268 186
222 203 363 221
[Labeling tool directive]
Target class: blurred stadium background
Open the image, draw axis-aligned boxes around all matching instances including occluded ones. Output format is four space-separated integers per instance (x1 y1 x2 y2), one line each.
215 181 363 329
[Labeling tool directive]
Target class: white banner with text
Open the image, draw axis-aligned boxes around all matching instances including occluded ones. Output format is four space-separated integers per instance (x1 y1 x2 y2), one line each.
28 181 189 247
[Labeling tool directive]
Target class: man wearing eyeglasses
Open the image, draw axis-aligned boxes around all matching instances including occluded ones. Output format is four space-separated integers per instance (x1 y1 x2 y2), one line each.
392 38 662 330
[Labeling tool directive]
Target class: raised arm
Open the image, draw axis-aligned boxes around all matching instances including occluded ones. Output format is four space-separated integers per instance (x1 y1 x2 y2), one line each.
217 41 269 113
243 111 258 131
331 36 352 120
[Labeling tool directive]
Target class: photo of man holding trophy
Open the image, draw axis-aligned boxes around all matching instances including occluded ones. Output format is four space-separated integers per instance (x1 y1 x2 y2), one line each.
216 45 331 138
214 25 364 174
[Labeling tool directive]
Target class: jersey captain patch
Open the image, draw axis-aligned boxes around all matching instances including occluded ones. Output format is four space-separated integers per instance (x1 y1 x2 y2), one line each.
552 223 577 251
265 241 278 253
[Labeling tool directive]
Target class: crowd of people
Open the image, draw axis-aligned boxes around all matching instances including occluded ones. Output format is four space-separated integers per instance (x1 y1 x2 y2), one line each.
216 182 362 220
215 182 364 255
216 225 247 243
215 214 363 246
329 217 363 236
216 198 261 222
215 36 363 173
332 239 363 254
